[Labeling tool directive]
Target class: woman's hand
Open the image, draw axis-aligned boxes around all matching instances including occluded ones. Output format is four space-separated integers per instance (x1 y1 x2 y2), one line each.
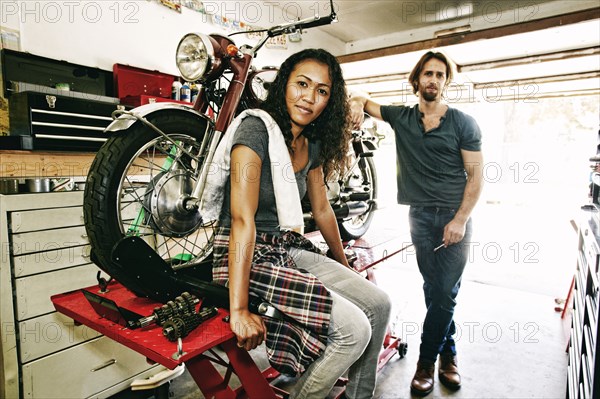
229 309 267 351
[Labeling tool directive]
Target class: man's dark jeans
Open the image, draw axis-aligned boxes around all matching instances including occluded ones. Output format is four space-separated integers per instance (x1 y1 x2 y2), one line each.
409 206 472 364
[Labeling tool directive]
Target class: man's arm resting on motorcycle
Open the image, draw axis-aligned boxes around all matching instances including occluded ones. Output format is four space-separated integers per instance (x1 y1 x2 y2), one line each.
348 93 383 129
228 144 267 351
307 166 351 268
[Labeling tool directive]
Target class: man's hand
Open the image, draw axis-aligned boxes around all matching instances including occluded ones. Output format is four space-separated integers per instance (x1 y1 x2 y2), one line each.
443 218 466 247
349 98 366 130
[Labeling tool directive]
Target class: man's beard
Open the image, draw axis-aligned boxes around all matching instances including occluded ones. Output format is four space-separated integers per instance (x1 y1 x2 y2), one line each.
419 83 440 102
421 91 438 102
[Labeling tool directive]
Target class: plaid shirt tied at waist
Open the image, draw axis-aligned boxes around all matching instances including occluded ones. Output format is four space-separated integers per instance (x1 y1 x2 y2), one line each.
212 226 332 376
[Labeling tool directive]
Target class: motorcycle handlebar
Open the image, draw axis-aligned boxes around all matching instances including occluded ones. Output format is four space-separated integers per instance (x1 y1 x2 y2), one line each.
268 13 337 37
300 13 338 29
248 0 336 52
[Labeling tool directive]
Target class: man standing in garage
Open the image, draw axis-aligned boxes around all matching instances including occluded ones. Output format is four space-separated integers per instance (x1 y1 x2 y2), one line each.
349 51 484 396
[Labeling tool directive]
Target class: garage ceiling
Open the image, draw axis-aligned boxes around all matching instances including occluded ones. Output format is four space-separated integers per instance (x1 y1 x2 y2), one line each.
268 0 600 103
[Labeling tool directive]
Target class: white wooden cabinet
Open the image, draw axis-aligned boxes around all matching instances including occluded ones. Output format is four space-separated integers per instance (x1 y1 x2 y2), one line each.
0 192 159 399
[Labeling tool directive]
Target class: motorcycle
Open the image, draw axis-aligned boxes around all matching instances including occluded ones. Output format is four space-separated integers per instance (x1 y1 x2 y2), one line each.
83 0 380 297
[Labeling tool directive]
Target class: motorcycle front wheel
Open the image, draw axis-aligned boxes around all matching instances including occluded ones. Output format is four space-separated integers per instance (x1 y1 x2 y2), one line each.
84 111 216 291
338 156 378 240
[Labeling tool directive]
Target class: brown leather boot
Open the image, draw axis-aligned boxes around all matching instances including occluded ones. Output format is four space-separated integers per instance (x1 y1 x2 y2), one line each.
410 361 435 396
438 353 461 390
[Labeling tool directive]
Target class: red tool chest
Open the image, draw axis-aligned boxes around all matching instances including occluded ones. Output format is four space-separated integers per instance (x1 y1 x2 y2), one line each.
113 64 188 107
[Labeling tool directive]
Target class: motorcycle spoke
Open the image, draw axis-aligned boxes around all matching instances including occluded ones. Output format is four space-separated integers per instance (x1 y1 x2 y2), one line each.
148 224 216 267
128 143 176 175
128 158 163 174
120 177 154 235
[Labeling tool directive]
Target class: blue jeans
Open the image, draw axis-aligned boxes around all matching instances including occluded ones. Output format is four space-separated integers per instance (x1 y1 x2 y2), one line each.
287 247 392 399
409 206 472 364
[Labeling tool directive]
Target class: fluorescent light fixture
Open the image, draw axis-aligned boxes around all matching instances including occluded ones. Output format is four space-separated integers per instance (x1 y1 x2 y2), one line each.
434 25 471 38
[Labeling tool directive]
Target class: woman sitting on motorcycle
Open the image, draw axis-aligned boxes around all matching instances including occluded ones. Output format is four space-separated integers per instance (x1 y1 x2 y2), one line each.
211 48 391 399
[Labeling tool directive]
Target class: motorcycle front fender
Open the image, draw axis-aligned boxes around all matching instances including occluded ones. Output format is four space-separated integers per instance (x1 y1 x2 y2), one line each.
105 102 212 133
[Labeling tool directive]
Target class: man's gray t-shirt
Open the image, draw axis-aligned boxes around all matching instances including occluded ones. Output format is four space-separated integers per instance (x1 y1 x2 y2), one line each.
219 116 321 233
381 104 482 208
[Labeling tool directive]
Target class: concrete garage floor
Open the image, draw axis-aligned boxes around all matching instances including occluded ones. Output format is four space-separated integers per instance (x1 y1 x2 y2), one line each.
140 202 575 399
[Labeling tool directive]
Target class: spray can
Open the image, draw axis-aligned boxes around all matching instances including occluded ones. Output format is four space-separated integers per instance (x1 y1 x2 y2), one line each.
171 80 182 101
180 82 191 102
191 83 199 103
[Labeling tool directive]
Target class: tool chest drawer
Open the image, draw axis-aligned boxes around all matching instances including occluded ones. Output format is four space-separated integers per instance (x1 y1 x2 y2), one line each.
11 206 85 233
8 91 122 151
21 336 155 399
11 225 89 255
14 263 99 321
18 311 102 363
13 244 91 277
10 205 92 277
581 224 600 275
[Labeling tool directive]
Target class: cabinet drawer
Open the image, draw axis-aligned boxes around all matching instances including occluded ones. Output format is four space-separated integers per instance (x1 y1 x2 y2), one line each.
575 268 586 312
583 324 594 368
19 311 101 363
585 295 598 334
577 251 588 288
12 225 89 255
13 245 91 277
14 264 99 320
11 207 84 233
21 336 155 399
566 362 575 399
581 353 591 399
568 344 579 399
581 225 600 274
572 305 582 356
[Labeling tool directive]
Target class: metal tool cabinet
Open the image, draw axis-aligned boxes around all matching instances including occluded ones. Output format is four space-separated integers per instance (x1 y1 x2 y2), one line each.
567 210 600 398
0 191 159 398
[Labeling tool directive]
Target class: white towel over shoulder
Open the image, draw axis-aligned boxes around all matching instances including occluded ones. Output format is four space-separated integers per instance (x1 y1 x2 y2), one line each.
200 109 304 232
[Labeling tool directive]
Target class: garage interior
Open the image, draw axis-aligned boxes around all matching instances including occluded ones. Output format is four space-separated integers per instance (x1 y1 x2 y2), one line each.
0 1 599 398
172 3 599 397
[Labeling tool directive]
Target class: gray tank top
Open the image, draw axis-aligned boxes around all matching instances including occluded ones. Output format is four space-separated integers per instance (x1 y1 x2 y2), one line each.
219 115 321 233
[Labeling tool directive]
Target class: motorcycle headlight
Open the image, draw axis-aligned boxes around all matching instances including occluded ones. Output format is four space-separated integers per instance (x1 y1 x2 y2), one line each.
176 33 215 81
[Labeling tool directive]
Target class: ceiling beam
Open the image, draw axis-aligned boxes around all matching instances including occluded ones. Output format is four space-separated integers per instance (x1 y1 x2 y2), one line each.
459 46 600 72
528 88 600 100
472 71 600 88
337 7 600 64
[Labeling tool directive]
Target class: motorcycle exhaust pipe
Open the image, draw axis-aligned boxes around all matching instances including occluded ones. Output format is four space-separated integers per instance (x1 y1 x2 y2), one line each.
303 199 377 222
346 192 371 201
332 200 375 219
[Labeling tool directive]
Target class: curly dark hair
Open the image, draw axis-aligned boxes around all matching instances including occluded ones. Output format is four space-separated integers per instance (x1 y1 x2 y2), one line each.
261 48 351 181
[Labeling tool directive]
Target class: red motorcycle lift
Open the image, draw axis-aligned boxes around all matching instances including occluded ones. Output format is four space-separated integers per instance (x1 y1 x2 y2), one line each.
51 231 410 398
